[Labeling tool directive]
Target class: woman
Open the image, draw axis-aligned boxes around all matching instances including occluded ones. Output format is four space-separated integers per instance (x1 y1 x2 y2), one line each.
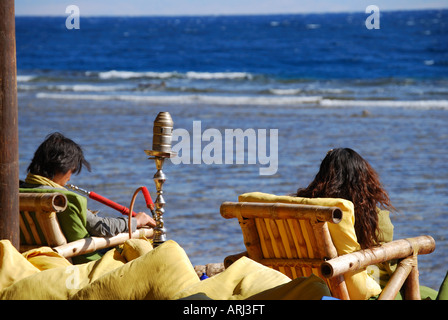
294 148 394 249
294 148 448 299
21 132 155 237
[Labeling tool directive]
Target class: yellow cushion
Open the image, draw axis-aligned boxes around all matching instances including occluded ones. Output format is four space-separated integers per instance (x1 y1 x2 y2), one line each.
247 274 331 300
0 244 128 299
175 256 331 300
0 240 198 300
71 240 200 300
22 247 72 271
120 238 153 262
0 240 40 291
1 239 331 300
173 256 291 300
238 192 382 300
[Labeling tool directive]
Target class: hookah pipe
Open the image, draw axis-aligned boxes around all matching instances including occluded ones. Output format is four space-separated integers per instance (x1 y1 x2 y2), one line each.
145 112 177 247
67 184 156 218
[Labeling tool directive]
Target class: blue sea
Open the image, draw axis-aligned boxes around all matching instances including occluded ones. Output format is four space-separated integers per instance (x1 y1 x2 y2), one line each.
16 10 448 290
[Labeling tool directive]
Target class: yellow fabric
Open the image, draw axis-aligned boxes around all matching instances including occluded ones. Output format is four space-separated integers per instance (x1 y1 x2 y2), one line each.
374 210 398 287
22 247 72 271
0 240 132 299
238 192 382 300
0 239 330 300
173 256 290 300
0 239 192 300
377 209 394 244
174 257 330 300
70 240 199 300
120 238 154 261
25 173 64 189
247 274 331 300
0 240 41 291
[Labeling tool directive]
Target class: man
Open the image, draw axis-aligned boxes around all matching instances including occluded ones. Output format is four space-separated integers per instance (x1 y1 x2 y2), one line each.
21 132 155 237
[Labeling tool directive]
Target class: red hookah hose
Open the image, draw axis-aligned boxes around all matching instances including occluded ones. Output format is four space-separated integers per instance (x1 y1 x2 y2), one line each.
68 184 155 217
88 191 138 217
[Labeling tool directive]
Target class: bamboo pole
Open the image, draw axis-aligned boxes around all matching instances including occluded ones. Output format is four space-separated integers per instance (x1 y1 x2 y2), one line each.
311 221 338 259
404 257 421 300
53 228 154 258
321 236 435 278
19 193 68 250
0 0 19 249
378 256 417 300
220 202 343 224
241 218 264 260
19 193 68 213
328 275 351 300
36 210 68 247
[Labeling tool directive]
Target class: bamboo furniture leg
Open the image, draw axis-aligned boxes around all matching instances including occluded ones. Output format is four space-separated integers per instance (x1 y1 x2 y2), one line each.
404 258 421 300
378 256 419 300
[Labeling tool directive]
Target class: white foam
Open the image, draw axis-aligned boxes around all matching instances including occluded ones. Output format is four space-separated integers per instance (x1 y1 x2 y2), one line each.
17 75 36 82
306 24 321 29
96 70 178 80
269 88 349 95
36 92 321 105
93 70 253 81
49 84 130 92
35 92 448 109
319 99 448 109
269 88 302 95
185 71 253 80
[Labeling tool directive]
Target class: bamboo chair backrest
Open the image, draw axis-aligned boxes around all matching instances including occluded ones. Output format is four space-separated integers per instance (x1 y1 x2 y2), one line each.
220 201 347 297
19 193 68 252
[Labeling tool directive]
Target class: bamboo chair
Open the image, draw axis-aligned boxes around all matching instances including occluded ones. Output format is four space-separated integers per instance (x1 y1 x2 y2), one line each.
220 201 436 300
19 193 153 259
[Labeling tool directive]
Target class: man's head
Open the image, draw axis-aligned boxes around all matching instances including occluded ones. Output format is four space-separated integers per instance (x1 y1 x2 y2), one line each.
27 132 91 182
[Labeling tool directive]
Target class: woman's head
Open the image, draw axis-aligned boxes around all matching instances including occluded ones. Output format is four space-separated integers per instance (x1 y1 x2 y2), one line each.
295 148 393 248
27 132 91 180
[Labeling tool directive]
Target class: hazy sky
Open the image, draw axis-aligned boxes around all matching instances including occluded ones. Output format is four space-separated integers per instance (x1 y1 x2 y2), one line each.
15 0 448 16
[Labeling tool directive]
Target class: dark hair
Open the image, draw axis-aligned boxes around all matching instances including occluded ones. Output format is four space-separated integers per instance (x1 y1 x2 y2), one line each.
294 148 394 249
27 132 91 179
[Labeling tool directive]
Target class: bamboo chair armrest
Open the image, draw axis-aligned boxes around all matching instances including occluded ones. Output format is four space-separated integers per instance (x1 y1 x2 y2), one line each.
53 227 154 258
321 235 435 279
19 193 68 213
220 201 343 224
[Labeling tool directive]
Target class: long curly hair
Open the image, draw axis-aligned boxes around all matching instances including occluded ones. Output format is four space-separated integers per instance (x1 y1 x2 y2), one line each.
294 148 394 249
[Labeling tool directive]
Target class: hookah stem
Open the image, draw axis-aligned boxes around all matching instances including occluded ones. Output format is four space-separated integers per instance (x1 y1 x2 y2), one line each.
67 184 154 217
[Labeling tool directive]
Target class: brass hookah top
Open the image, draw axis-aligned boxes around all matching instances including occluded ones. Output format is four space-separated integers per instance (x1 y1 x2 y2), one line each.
145 111 177 159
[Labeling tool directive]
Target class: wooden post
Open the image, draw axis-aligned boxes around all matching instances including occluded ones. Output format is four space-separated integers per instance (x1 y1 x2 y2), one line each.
0 0 19 249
